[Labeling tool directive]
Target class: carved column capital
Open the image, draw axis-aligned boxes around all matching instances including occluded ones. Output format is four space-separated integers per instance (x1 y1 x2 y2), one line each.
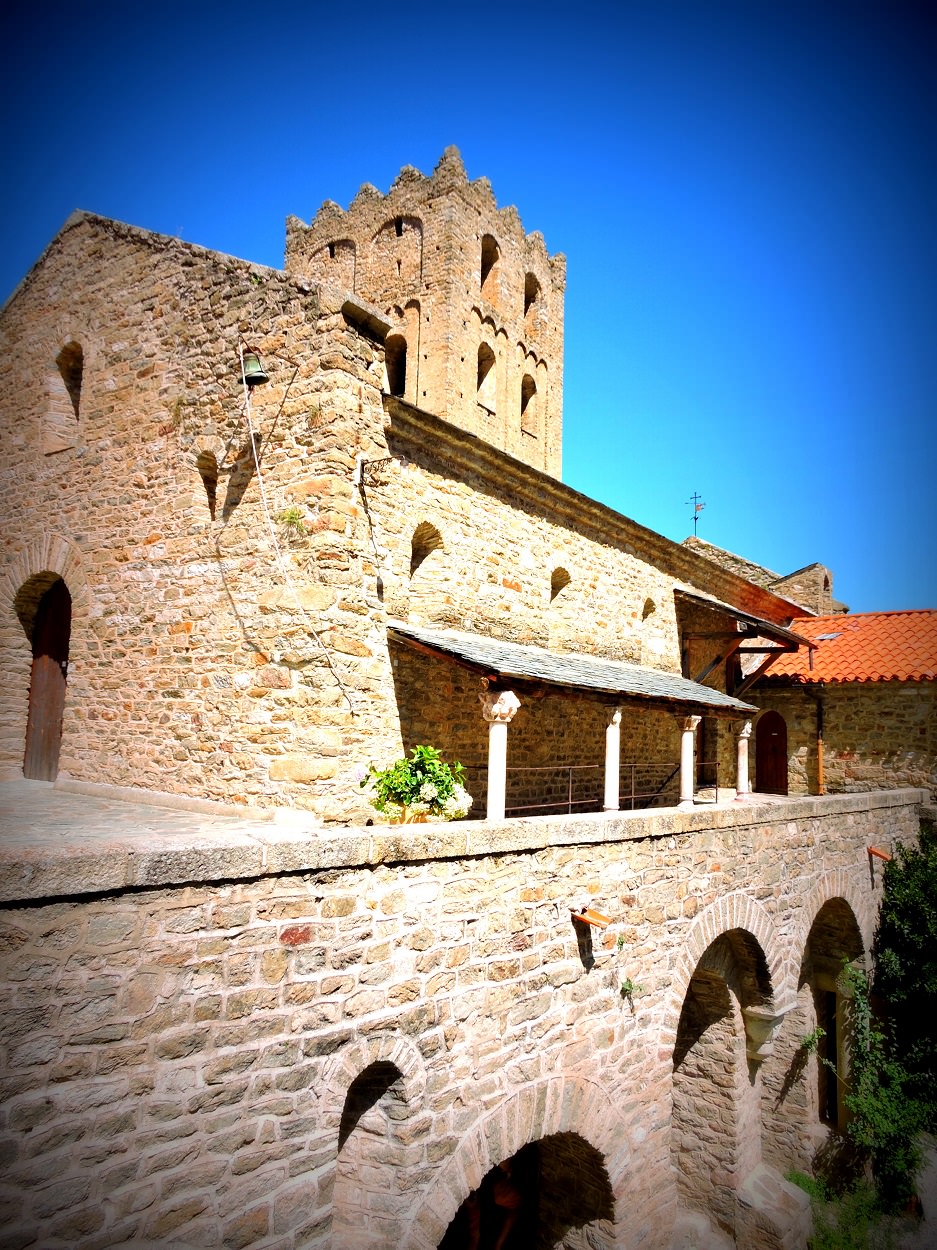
679 714 702 733
738 719 753 740
608 708 622 727
480 689 520 724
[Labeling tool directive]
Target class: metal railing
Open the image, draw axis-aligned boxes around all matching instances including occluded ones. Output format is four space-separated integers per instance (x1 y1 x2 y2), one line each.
470 759 720 817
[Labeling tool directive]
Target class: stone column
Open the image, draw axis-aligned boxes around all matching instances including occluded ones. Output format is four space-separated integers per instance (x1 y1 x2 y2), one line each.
678 715 701 810
604 708 621 811
480 686 521 821
735 720 753 801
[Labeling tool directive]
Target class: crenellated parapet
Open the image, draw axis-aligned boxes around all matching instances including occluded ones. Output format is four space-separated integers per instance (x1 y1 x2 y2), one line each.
285 146 566 476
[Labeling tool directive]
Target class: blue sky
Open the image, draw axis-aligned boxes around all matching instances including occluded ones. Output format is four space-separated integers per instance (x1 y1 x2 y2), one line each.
3 1 935 612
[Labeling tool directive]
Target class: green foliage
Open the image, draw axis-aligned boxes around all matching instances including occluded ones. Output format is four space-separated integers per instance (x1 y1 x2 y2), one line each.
801 1026 827 1055
619 977 644 1001
276 506 306 534
360 745 472 821
786 1169 829 1202
841 962 925 1212
873 817 937 1133
791 1177 899 1250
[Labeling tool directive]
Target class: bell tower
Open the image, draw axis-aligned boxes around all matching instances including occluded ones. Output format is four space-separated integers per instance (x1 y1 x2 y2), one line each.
285 147 566 477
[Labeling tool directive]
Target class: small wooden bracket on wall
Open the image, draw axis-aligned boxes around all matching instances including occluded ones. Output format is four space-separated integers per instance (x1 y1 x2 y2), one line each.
868 846 892 862
570 907 611 928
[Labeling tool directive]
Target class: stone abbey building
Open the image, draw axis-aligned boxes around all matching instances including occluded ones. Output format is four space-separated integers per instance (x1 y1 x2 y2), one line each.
0 148 932 1250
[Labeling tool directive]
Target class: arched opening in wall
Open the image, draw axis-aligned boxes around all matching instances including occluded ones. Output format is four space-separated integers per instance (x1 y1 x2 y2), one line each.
311 238 357 290
196 450 218 520
15 575 72 781
800 900 864 1136
439 1132 615 1249
410 521 444 578
477 342 496 414
524 272 541 320
385 333 407 397
755 710 788 795
43 341 84 453
480 234 500 300
333 1060 409 1247
642 597 656 619
550 567 571 601
520 373 537 437
371 216 424 299
672 929 774 1242
56 342 83 419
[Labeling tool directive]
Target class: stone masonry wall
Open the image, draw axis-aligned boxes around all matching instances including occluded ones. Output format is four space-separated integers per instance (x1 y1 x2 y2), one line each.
0 216 392 817
0 789 922 1250
752 683 937 800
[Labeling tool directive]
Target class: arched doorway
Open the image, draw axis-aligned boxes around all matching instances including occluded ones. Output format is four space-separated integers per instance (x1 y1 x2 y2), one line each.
22 578 71 780
755 710 788 795
439 1132 614 1249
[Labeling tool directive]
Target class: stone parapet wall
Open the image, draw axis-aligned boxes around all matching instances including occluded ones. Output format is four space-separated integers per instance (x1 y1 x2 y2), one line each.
0 789 923 1249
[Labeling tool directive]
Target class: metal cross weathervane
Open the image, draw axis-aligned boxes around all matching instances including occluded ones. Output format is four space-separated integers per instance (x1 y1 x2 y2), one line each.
686 492 706 536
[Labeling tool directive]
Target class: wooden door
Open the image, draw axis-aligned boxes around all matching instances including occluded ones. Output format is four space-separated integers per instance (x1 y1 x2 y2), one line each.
755 710 788 795
23 579 71 781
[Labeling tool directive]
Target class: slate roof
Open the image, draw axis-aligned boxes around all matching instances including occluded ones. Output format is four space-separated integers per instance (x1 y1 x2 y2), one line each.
388 622 757 713
760 611 937 684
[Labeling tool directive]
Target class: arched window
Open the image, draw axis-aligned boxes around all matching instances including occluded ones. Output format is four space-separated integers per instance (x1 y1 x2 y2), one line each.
480 234 500 298
196 450 219 520
550 567 570 601
410 521 443 577
524 272 541 319
43 341 83 453
477 343 496 413
520 373 537 436
385 334 407 397
56 342 83 418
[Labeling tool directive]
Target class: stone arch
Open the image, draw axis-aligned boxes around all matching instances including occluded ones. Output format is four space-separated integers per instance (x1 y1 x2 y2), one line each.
42 340 83 454
520 372 537 437
669 915 789 1245
385 332 407 397
476 341 496 415
524 271 541 320
410 521 444 579
4 534 93 624
761 880 870 1165
480 233 500 303
1 534 93 779
323 1032 427 1122
794 870 874 966
369 215 424 302
405 1074 628 1250
550 566 571 602
800 894 866 1134
308 238 357 291
325 1034 427 1248
663 892 788 1044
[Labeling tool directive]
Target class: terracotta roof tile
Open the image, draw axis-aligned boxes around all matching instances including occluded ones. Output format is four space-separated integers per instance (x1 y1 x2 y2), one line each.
762 610 937 684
